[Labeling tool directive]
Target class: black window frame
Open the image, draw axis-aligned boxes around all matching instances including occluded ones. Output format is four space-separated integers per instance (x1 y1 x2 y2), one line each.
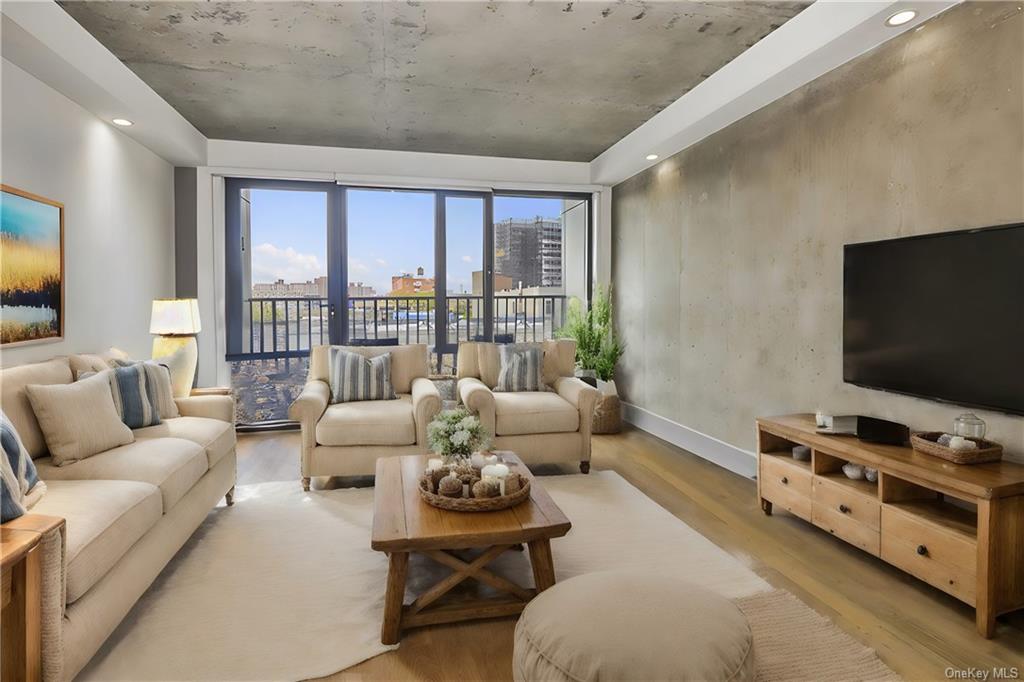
224 179 594 364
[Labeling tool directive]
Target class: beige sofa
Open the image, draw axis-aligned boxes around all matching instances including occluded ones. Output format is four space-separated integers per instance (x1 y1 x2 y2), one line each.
0 355 236 681
456 340 600 473
288 344 442 488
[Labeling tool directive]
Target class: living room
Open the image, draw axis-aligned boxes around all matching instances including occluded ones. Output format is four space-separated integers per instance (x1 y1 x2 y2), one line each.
1 1 1022 680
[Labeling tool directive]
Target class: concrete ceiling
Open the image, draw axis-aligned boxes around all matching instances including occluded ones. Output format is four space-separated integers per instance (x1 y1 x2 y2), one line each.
57 1 809 162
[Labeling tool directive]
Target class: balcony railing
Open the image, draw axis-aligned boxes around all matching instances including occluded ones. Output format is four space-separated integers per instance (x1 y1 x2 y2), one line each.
236 294 569 368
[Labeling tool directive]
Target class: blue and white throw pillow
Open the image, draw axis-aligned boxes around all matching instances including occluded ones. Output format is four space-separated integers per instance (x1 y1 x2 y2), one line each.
108 360 179 419
81 365 162 429
1 411 46 523
328 348 396 403
495 344 544 392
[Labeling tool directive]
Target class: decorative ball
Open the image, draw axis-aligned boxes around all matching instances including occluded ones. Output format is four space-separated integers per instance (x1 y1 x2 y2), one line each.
472 479 500 499
438 474 463 498
430 467 449 487
504 472 523 494
453 463 476 479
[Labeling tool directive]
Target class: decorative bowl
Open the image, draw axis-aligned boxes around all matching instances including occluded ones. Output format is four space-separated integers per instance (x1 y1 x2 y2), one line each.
842 462 865 480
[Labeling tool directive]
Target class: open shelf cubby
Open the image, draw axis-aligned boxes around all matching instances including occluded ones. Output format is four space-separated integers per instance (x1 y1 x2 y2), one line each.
879 473 978 540
760 449 812 473
813 449 878 497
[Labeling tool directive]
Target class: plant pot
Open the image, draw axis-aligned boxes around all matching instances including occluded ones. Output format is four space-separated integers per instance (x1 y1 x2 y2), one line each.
575 368 598 388
592 378 621 435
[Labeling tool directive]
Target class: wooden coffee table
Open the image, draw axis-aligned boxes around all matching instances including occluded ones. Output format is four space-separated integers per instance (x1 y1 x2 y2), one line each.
371 453 571 644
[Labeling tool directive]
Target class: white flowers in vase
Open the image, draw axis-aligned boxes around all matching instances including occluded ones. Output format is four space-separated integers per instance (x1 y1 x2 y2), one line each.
427 408 490 465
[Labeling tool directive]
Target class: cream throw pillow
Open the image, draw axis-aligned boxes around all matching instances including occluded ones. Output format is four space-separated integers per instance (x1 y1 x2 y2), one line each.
25 372 134 466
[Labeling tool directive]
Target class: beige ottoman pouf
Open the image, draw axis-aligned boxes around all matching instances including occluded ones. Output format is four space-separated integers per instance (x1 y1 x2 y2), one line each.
513 572 754 682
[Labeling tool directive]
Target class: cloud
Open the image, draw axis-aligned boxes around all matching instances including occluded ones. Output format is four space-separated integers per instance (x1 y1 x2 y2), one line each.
252 243 323 282
348 258 372 274
461 255 473 263
374 258 388 267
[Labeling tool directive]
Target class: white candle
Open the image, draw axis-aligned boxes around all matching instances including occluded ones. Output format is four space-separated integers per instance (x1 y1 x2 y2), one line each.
427 458 444 471
481 464 510 495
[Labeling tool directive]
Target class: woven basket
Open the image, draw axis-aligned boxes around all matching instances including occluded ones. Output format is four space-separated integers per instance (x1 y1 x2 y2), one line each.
592 394 622 434
419 476 532 512
910 432 1003 465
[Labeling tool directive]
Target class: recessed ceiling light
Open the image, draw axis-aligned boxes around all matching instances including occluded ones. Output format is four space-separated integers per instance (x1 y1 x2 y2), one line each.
885 10 917 26
112 118 133 127
646 154 659 161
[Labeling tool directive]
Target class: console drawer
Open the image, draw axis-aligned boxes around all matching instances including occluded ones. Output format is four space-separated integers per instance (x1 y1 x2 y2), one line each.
812 503 880 556
760 456 812 521
881 533 976 605
880 506 977 606
812 477 880 530
881 506 977 575
760 456 812 497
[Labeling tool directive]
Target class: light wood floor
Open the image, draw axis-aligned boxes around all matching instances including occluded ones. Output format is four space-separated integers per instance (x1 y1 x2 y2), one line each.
236 428 1024 682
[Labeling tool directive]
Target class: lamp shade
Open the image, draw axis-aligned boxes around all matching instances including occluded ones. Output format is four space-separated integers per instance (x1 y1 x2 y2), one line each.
150 299 201 335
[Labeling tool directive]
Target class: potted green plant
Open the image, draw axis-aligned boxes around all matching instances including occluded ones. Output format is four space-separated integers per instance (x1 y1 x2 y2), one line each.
557 285 624 433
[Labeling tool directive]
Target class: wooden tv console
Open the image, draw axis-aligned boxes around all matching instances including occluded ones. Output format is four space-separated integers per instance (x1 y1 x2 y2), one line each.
757 414 1024 638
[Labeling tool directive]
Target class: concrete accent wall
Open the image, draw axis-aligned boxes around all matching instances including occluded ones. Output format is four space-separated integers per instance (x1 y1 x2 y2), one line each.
1 59 175 366
611 3 1024 463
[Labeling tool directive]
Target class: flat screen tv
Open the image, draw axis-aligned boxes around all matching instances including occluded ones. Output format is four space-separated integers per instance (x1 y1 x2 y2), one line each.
843 223 1024 416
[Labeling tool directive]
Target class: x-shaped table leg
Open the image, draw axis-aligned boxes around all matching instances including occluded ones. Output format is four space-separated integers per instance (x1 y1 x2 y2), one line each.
409 545 534 614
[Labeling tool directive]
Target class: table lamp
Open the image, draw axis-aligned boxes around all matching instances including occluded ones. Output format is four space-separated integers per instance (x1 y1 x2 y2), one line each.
150 298 201 397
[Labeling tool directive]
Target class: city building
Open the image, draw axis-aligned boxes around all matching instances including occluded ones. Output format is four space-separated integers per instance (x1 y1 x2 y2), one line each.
348 281 377 298
252 275 327 298
494 217 563 289
390 266 434 295
471 271 514 296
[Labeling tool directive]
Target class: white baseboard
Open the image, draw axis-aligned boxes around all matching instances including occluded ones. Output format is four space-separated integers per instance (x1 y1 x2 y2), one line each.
620 402 757 479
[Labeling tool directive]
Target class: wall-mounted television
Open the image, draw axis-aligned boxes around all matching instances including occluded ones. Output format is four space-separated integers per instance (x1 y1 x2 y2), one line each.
843 224 1024 416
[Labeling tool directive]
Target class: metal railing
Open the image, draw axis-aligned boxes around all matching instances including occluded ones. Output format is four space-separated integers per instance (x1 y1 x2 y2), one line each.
238 294 568 363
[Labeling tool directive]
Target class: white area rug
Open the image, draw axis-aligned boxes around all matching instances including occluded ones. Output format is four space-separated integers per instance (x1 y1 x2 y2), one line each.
79 472 889 681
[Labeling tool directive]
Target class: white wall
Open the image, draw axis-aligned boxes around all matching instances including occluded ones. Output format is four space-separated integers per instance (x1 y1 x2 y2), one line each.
1 59 175 366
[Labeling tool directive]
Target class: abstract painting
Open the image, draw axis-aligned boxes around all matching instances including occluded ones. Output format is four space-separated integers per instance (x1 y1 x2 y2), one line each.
1 185 64 346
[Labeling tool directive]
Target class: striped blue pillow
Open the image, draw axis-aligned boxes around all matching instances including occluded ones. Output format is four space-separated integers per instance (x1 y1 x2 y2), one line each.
82 366 162 428
1 411 46 523
495 345 544 392
328 348 396 403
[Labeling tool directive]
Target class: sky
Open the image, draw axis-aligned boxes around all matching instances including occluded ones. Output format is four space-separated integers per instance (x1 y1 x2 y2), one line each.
248 189 565 294
0 190 61 246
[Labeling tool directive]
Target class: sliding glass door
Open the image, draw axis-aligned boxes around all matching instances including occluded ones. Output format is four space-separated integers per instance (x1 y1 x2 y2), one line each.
492 193 590 343
438 192 490 366
345 188 436 347
224 178 340 425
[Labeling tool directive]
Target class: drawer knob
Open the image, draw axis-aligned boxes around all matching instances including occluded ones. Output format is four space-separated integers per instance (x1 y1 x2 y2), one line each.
838 504 850 514
781 477 789 485
916 545 928 556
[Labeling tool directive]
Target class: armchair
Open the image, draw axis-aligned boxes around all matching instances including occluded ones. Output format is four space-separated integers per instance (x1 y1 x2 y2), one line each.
456 340 599 473
288 344 442 489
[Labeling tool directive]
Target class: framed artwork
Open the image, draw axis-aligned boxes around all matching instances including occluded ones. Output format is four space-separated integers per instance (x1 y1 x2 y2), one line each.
1 185 64 346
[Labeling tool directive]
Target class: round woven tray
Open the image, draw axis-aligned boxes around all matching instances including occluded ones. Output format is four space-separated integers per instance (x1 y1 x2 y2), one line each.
419 476 531 512
910 432 1003 465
